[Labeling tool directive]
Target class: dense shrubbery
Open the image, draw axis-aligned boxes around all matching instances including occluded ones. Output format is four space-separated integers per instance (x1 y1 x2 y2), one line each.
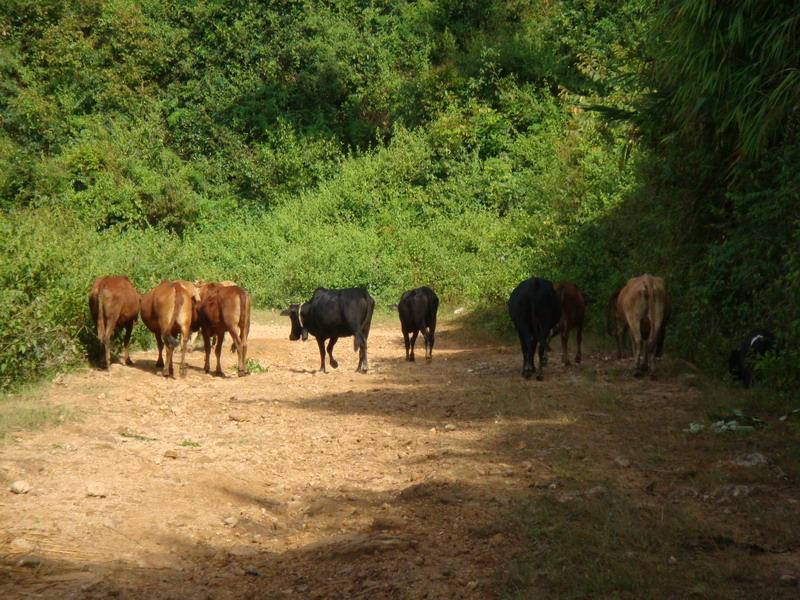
1 0 797 393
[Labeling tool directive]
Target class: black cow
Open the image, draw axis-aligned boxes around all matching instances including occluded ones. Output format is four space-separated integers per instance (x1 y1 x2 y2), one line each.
728 330 776 388
508 277 562 379
397 286 439 362
282 287 375 373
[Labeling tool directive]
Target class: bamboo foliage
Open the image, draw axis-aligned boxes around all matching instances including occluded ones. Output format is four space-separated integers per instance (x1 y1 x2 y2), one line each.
653 0 800 157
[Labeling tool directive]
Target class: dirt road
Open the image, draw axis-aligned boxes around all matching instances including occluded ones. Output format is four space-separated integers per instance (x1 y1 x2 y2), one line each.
1 315 798 598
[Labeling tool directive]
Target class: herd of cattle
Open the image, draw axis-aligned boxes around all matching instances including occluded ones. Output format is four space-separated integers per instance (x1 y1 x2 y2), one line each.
88 273 773 386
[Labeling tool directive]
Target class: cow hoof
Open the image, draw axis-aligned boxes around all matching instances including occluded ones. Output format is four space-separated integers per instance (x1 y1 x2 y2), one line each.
522 370 533 379
536 374 544 381
409 355 415 362
237 370 248 377
563 360 572 367
634 370 643 378
426 356 432 362
125 358 134 366
330 359 339 369
155 361 164 369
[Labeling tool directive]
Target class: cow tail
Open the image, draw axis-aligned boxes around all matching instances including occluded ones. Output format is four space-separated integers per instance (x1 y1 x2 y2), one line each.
641 281 652 340
94 290 106 340
165 284 183 349
231 289 250 353
647 282 658 344
355 296 375 351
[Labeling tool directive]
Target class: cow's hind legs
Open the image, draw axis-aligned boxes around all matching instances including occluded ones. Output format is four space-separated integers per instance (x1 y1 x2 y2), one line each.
155 337 165 369
403 330 411 361
575 324 583 364
327 337 339 369
561 327 571 366
355 333 368 373
122 322 134 366
202 330 211 374
535 339 546 381
409 330 419 362
163 335 175 378
517 329 535 378
316 337 327 373
213 334 224 376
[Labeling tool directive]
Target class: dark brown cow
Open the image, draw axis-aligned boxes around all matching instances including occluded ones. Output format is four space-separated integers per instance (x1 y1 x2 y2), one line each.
140 280 199 377
197 283 251 376
552 282 586 365
89 276 140 368
616 274 668 375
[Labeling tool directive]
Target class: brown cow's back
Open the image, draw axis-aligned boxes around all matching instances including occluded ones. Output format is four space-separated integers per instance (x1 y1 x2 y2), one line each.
616 274 667 375
89 276 140 368
141 280 196 377
197 283 251 376
553 282 586 365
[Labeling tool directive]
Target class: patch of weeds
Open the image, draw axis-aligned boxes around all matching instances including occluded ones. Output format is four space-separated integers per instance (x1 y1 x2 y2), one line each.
246 358 268 373
685 409 767 434
119 430 157 442
180 439 200 448
0 392 73 441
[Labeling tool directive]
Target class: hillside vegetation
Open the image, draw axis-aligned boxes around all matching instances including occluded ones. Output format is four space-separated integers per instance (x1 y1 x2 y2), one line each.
1 0 797 394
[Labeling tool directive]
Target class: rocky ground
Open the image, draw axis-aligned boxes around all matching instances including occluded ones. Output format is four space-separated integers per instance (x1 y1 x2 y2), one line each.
1 314 798 598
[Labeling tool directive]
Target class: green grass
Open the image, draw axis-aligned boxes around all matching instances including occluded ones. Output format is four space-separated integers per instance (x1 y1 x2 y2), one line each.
180 439 201 448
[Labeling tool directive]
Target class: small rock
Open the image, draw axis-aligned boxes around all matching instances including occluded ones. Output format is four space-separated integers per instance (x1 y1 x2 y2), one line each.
229 413 248 422
244 568 260 577
453 307 466 315
667 556 678 566
97 393 106 400
444 424 456 431
429 427 437 434
548 483 558 490
17 556 42 568
466 581 478 590
713 484 754 503
86 483 107 498
585 486 606 498
489 533 505 546
731 453 767 467
779 574 798 586
10 538 35 553
371 516 405 531
224 516 239 527
163 449 179 459
9 480 31 494
521 461 533 472
614 457 631 468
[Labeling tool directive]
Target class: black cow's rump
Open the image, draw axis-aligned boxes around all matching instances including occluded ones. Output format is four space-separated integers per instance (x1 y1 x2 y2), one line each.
508 277 562 379
397 286 439 362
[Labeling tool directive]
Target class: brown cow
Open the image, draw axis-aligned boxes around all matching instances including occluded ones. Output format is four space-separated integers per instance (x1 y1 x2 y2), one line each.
616 274 668 375
608 286 671 360
196 283 251 376
551 282 586 365
89 276 140 369
140 280 199 377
